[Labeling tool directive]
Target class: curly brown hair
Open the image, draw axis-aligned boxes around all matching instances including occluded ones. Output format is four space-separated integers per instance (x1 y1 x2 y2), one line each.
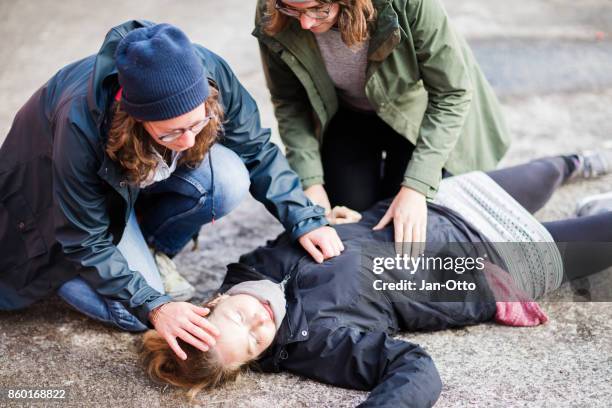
106 83 224 185
264 0 377 47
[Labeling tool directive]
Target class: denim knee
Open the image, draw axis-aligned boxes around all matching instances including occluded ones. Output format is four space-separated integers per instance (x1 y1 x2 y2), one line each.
209 144 250 219
139 143 250 255
58 277 147 332
105 300 148 332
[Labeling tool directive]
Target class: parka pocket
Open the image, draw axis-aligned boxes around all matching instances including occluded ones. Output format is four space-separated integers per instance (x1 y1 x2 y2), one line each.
0 191 47 263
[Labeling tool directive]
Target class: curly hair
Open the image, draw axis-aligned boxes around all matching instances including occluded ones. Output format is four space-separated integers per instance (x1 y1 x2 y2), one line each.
263 0 377 47
106 83 224 185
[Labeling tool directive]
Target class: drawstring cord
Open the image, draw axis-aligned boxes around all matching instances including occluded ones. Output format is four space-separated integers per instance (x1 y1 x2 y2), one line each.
209 147 216 224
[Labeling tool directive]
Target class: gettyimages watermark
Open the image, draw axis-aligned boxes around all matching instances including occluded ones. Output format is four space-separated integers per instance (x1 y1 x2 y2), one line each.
358 241 612 302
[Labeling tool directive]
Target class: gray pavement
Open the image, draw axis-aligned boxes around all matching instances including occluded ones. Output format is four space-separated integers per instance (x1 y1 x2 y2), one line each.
1 0 612 407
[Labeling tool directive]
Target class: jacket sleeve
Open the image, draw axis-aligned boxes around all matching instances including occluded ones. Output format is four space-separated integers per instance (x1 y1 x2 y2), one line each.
52 114 171 324
210 52 328 239
403 0 473 199
282 326 442 407
258 41 324 190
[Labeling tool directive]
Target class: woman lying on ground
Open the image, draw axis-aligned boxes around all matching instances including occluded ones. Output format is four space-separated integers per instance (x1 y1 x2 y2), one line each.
141 151 612 407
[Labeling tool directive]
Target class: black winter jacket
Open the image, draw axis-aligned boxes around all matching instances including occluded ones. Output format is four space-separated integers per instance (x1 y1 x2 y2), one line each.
221 200 498 407
0 20 327 322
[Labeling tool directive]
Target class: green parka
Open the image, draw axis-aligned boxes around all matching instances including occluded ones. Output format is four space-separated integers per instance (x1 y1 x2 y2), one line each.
253 0 511 198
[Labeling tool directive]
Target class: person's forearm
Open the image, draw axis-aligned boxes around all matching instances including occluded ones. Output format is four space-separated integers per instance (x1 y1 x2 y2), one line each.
304 184 331 212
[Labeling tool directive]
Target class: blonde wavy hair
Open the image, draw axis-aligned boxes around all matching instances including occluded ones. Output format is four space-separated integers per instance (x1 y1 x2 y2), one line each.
139 295 248 401
106 83 224 185
264 0 377 47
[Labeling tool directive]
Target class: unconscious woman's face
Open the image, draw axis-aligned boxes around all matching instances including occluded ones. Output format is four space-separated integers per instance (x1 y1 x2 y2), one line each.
207 294 277 366
142 103 208 152
281 0 341 33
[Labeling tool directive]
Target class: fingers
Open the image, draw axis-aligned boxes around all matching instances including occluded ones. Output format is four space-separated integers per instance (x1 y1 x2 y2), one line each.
347 207 363 222
335 233 345 253
157 303 220 361
328 233 341 255
409 216 427 259
329 229 344 254
188 312 220 339
301 237 324 263
402 221 413 257
319 239 336 259
411 222 421 260
323 230 343 257
176 328 211 354
185 315 218 348
300 227 345 263
188 305 220 337
165 335 187 361
190 304 210 317
373 210 393 231
332 206 362 224
394 217 404 254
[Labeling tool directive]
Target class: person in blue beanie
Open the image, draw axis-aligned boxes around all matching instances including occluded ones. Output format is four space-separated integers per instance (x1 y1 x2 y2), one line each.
0 21 342 361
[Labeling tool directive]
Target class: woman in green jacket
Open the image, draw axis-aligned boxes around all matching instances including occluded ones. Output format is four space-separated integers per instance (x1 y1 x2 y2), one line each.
254 0 511 253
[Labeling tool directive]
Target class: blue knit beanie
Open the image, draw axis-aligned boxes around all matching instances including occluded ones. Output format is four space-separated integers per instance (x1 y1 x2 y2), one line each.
115 24 209 121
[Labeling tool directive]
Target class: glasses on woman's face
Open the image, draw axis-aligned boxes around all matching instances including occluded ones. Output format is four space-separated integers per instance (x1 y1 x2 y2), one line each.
156 116 213 143
275 0 333 20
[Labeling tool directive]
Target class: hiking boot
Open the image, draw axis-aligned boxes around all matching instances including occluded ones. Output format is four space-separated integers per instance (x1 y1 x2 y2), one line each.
151 250 196 301
576 191 612 217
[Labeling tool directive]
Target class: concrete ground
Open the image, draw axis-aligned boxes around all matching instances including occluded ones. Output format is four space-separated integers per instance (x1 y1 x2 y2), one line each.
1 0 611 406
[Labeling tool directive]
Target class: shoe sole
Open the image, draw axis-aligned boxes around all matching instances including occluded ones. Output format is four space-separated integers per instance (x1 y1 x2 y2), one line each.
576 191 612 217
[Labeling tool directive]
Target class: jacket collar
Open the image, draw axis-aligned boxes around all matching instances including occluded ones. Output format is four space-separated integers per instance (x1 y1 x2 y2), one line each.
221 263 275 288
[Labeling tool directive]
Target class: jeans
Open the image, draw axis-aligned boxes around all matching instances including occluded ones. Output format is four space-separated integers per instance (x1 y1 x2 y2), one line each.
57 144 250 331
138 143 251 256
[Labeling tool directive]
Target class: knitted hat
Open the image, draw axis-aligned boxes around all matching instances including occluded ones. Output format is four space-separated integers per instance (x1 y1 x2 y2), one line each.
115 24 209 121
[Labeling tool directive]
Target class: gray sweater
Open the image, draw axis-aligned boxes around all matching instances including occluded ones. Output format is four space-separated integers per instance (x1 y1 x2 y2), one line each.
314 28 374 112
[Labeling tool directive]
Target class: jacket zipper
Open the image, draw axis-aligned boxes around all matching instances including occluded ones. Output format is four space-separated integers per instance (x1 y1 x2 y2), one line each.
281 257 306 339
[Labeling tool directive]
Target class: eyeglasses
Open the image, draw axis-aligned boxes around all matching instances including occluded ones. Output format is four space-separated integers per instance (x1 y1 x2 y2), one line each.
275 0 334 20
156 116 213 143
